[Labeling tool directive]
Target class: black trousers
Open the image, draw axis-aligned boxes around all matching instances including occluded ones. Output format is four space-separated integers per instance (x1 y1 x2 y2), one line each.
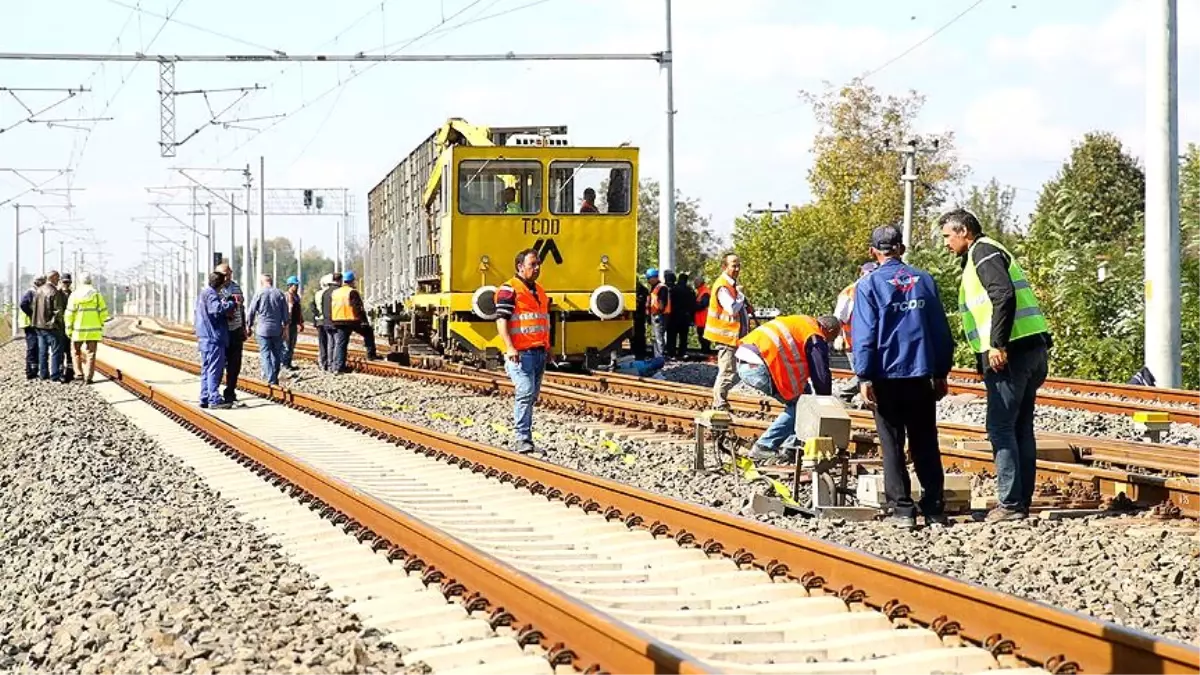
317 324 331 370
666 324 689 358
631 314 647 360
872 377 944 518
24 328 38 379
695 324 711 353
349 322 378 359
58 330 74 381
223 330 245 402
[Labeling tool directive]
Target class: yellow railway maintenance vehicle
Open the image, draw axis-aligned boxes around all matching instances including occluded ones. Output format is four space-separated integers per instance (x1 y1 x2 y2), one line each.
366 118 639 370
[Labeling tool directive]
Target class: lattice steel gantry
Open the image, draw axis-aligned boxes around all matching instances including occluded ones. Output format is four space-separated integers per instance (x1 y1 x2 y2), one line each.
158 61 177 158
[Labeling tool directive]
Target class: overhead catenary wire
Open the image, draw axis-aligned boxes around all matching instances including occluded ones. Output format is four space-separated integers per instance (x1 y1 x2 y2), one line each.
101 0 285 54
860 0 989 80
283 0 490 166
67 0 188 178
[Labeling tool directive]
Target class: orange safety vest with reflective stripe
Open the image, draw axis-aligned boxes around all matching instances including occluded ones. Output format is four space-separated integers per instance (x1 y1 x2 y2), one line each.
703 274 744 347
648 282 671 315
505 276 551 350
693 283 710 328
740 315 822 402
331 285 357 322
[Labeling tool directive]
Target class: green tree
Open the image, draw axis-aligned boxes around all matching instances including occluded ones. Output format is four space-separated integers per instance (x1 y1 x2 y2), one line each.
1181 143 1199 256
802 79 966 255
730 80 965 317
1024 133 1147 383
636 179 720 278
958 178 1022 250
731 206 856 315
1030 131 1145 244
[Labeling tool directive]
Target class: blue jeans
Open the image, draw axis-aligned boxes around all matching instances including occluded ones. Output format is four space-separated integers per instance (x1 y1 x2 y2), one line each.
737 360 797 451
37 328 63 381
199 339 227 405
504 348 546 444
984 345 1049 511
255 333 286 385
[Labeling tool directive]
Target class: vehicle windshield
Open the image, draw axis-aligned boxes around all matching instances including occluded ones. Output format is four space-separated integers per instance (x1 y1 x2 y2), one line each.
457 159 543 215
548 160 633 215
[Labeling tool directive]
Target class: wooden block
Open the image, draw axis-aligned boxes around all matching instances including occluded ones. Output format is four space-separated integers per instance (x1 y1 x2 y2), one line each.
1035 440 1077 464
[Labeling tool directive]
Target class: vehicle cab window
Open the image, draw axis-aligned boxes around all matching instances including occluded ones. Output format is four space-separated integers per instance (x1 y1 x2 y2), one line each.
548 160 633 215
457 159 543 215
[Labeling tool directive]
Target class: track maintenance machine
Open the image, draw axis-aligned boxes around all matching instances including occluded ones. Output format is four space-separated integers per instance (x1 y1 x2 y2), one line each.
366 118 639 369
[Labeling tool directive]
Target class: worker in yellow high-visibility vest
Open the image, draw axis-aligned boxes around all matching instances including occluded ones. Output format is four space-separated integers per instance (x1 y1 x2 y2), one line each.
64 273 110 385
940 208 1052 523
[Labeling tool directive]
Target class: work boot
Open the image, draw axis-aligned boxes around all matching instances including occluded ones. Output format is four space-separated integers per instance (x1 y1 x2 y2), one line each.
924 513 951 528
747 444 778 464
985 506 1027 522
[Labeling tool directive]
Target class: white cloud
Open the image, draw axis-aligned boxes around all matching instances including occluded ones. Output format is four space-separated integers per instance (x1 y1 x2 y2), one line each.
988 0 1200 88
960 87 1077 163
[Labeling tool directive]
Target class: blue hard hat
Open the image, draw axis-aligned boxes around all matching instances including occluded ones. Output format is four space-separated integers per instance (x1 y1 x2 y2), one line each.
343 270 356 283
645 267 658 279
286 275 299 286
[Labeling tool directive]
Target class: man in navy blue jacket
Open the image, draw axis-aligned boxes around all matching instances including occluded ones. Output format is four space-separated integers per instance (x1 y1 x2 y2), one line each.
852 225 955 528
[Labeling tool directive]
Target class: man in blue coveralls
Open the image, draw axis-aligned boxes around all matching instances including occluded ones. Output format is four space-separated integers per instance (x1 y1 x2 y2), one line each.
195 271 236 409
852 225 954 529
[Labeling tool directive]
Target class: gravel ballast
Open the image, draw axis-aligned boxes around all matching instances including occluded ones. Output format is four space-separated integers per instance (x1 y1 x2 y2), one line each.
0 341 407 674
111 327 1200 644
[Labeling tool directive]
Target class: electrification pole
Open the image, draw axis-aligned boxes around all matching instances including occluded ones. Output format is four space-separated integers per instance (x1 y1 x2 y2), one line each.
1145 0 1182 388
258 156 265 288
899 141 917 262
242 165 252 299
229 192 236 272
658 0 676 279
205 201 213 271
10 205 19 335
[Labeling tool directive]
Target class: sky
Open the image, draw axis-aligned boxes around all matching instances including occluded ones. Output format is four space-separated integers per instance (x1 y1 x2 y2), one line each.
2 0 1198 287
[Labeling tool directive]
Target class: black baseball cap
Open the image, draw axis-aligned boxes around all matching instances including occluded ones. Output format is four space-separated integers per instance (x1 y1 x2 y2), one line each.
870 225 904 253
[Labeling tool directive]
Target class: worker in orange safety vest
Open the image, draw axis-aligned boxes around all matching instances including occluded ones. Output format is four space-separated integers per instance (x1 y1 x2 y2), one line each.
495 247 552 454
735 314 841 464
704 253 752 410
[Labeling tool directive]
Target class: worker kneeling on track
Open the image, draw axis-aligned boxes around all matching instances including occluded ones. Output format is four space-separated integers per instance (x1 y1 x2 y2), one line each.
738 314 840 465
853 224 954 529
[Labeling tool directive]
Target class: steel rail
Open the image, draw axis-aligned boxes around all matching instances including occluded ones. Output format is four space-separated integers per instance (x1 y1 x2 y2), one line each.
92 354 711 675
95 338 1200 675
561 369 1200 477
204 334 1200 476
933 366 1200 408
118 328 1200 517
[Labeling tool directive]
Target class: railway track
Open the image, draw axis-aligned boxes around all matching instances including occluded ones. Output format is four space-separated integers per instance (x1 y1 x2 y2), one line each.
91 338 1200 674
124 323 1200 517
936 366 1199 410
